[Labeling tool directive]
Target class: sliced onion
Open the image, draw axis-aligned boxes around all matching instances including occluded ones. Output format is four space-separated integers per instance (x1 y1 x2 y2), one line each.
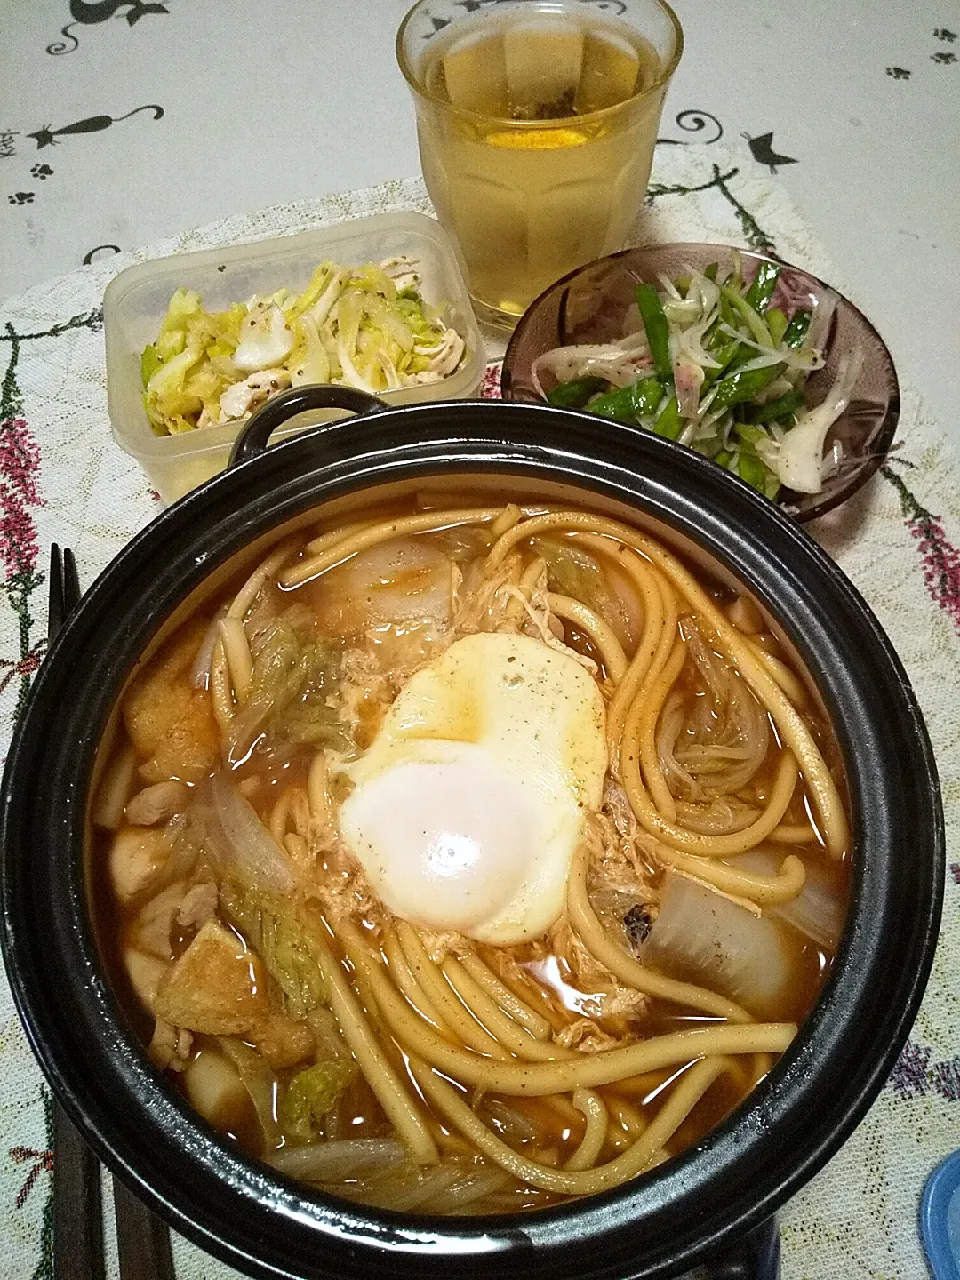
430 1165 512 1211
775 351 863 493
191 610 225 689
807 290 839 356
531 339 651 396
374 1165 463 1212
217 1037 281 1148
484 1099 539 1143
270 1138 407 1181
206 773 295 895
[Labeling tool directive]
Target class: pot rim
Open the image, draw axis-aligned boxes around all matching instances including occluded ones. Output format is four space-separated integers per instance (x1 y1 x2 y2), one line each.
0 401 944 1280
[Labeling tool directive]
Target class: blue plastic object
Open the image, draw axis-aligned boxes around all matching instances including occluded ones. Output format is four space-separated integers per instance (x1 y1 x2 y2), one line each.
922 1150 960 1280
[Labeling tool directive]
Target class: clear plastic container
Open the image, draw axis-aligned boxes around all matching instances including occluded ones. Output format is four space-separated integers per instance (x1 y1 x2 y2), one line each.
103 212 486 503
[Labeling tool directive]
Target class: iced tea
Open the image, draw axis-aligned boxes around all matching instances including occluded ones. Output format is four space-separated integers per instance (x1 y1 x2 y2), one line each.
398 1 682 326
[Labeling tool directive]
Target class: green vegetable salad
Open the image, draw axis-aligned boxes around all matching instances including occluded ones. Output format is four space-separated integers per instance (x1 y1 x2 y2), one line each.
535 258 862 498
141 258 466 436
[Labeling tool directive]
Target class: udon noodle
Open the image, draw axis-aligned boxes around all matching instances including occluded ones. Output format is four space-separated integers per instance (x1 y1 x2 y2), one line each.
94 491 849 1215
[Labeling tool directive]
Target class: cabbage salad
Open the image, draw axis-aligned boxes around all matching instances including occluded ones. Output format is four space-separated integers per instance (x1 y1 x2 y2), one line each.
536 258 862 498
141 258 467 435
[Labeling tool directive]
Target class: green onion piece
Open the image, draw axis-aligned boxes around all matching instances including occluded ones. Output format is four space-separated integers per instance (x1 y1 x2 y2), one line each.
704 263 719 283
710 363 783 411
634 284 673 381
766 308 788 346
714 449 732 468
744 262 782 315
720 284 773 348
546 376 608 409
651 395 683 440
737 451 769 492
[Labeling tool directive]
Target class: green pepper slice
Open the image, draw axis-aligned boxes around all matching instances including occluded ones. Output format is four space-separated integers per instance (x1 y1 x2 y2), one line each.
651 395 683 440
710 363 783 412
634 284 673 382
783 309 812 348
546 376 608 409
748 389 806 424
766 307 788 346
589 375 664 422
744 262 782 315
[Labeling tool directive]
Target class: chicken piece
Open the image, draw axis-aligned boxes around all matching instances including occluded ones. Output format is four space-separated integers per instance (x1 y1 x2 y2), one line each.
250 1009 316 1070
109 826 172 903
125 779 190 826
554 1018 619 1054
414 328 465 377
124 948 169 1014
218 367 291 420
232 305 294 373
147 1018 193 1071
177 881 219 931
153 919 269 1035
124 621 219 784
131 880 187 960
380 255 421 293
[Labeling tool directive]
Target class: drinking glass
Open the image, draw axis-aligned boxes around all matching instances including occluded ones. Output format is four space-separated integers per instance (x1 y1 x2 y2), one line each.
397 0 683 329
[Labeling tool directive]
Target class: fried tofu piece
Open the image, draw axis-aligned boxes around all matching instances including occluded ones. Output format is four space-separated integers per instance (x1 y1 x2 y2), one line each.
250 1009 316 1070
154 919 269 1035
124 621 219 784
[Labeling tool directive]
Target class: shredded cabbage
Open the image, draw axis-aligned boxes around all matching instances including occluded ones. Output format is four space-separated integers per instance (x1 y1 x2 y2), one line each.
218 877 329 1021
226 610 346 763
142 259 467 435
278 1061 358 1145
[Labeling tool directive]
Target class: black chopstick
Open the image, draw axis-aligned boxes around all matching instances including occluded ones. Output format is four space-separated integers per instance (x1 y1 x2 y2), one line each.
114 1178 176 1280
47 543 175 1280
49 545 105 1280
51 1098 106 1280
701 1214 781 1280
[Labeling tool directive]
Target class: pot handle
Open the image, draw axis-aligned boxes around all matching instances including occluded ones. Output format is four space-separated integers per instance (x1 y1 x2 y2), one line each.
229 385 388 466
700 1216 780 1280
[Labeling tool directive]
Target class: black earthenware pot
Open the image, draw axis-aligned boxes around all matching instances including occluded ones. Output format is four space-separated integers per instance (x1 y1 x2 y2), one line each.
0 387 944 1280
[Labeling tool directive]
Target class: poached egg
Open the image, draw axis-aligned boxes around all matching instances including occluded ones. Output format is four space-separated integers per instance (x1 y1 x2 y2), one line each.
338 631 606 944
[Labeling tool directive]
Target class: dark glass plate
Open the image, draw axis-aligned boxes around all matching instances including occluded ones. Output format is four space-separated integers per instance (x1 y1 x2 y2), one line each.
501 243 900 522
